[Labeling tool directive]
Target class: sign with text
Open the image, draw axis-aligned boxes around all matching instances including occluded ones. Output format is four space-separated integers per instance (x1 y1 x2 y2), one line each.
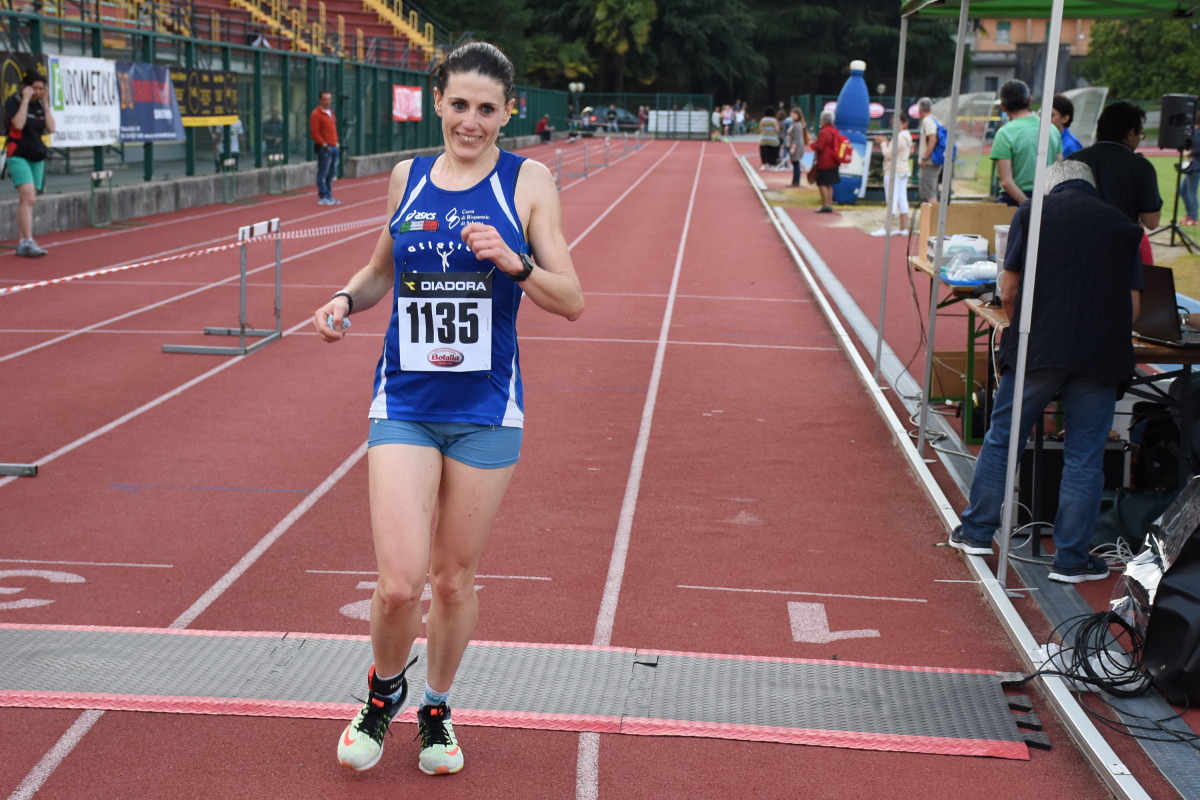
169 67 240 127
392 85 422 121
116 61 184 142
48 54 120 147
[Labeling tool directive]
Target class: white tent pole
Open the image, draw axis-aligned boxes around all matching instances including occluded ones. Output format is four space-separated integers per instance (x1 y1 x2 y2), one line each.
874 15 911 380
996 0 1066 586
916 0 970 457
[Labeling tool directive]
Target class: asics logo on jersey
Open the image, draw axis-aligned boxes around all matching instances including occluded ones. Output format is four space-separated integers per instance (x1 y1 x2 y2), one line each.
405 211 437 222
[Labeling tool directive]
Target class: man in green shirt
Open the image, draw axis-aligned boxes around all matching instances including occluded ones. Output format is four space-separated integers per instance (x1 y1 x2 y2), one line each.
991 79 1061 206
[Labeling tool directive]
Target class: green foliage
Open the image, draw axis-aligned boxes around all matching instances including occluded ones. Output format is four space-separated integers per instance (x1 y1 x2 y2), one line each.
1090 20 1200 100
431 0 959 101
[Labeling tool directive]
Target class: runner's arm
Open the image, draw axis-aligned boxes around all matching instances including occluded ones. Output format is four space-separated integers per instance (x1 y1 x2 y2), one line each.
313 160 410 340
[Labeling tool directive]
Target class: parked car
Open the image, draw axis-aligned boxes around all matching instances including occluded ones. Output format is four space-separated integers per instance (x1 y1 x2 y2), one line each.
579 105 640 134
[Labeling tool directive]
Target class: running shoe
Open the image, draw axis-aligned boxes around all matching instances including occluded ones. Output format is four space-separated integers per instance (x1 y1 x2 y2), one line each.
416 702 464 775
948 525 993 556
870 228 888 237
1048 555 1110 584
16 240 47 257
337 660 415 771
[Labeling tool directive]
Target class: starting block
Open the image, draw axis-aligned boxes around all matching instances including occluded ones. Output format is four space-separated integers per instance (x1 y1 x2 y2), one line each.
162 218 283 356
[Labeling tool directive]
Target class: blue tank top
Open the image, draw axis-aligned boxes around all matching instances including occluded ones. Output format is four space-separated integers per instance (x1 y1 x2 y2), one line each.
369 149 528 427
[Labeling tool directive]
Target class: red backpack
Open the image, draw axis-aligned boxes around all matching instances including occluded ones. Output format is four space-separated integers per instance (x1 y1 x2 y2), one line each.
833 130 853 164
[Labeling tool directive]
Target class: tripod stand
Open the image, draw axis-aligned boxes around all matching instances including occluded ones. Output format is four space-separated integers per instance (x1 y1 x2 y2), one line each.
1150 149 1199 253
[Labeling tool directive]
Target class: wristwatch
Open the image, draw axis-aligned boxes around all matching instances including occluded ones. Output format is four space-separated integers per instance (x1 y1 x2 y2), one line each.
514 253 536 282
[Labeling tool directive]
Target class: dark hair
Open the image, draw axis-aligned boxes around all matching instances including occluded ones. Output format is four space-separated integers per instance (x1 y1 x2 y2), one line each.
763 105 775 117
22 71 45 87
1052 94 1074 127
434 41 515 102
999 79 1030 112
897 109 909 125
1095 101 1146 143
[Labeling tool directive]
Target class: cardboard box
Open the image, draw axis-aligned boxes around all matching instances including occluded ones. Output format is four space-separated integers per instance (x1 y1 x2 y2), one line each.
930 350 971 401
918 202 1017 255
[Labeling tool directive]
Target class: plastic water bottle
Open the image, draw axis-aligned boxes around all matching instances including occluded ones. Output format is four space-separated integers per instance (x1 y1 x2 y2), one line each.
833 60 870 205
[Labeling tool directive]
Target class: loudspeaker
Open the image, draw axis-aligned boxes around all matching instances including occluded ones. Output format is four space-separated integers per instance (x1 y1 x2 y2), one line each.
1158 94 1197 150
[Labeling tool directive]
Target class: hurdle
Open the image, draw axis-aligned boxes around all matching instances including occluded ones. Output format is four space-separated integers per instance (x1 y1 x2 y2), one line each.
162 218 283 356
566 142 590 178
602 136 610 167
554 148 563 188
0 463 37 477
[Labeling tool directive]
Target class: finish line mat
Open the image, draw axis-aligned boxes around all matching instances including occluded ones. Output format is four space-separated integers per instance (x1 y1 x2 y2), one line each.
0 624 1040 759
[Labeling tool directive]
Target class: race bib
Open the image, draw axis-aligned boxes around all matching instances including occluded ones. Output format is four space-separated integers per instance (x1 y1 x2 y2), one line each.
397 272 492 372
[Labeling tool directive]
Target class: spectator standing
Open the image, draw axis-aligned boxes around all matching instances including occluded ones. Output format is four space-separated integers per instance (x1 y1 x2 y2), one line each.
991 79 1061 206
872 110 912 236
263 107 284 157
720 104 734 139
916 97 942 204
785 107 810 187
734 102 746 136
4 70 55 257
1068 101 1162 265
1051 94 1082 157
1179 113 1200 226
758 105 781 170
310 89 341 205
811 110 840 212
950 161 1143 584
535 113 553 142
637 105 648 133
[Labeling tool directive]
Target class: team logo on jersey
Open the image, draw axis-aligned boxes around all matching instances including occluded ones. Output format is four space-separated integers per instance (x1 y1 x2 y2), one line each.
427 348 465 368
446 208 461 229
400 210 439 233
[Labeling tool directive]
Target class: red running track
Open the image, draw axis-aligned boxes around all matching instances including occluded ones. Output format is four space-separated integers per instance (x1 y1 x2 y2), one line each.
0 137 1159 799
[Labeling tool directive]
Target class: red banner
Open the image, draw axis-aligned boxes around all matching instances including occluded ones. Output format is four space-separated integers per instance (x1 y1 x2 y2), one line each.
392 85 422 121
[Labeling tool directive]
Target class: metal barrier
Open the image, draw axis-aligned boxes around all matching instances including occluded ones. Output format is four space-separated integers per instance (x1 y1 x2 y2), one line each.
162 218 283 356
0 463 36 477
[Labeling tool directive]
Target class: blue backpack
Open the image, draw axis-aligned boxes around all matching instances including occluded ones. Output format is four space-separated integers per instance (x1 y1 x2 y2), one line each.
930 118 956 166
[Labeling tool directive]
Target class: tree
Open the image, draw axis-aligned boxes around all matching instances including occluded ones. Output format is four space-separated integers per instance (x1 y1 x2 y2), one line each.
523 34 595 87
1088 19 1200 101
589 0 658 91
645 0 766 98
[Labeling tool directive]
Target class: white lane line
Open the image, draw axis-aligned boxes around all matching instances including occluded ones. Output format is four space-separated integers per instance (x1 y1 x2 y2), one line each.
676 584 928 604
0 559 173 569
5 434 369 800
8 710 105 800
576 142 706 800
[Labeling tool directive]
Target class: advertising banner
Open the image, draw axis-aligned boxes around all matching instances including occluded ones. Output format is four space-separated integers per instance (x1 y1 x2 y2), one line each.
392 85 422 122
0 52 46 110
47 54 121 146
169 67 240 127
117 61 184 142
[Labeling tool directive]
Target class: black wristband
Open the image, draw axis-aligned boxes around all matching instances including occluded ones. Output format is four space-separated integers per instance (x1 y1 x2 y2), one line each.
332 290 354 315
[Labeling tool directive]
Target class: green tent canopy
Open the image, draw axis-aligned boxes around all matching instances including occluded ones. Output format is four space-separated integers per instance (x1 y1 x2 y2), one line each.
901 0 1196 18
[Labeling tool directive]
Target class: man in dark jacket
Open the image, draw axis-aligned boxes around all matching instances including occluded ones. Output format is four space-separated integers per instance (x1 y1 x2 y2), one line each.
950 160 1144 583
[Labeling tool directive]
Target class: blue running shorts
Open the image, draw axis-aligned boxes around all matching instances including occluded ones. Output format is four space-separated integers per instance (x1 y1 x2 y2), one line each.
367 419 522 469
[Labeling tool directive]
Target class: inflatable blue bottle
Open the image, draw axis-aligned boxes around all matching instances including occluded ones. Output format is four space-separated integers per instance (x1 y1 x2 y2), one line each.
832 59 870 205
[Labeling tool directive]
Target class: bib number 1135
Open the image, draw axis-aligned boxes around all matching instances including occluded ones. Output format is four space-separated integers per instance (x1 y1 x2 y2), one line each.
398 272 492 371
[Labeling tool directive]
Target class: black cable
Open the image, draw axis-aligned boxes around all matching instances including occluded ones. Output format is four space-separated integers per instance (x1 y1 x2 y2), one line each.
1010 611 1150 699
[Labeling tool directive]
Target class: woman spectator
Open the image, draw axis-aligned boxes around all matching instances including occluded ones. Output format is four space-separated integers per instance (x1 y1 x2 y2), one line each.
758 105 781 170
811 110 841 212
872 110 912 236
5 71 55 257
785 107 810 186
